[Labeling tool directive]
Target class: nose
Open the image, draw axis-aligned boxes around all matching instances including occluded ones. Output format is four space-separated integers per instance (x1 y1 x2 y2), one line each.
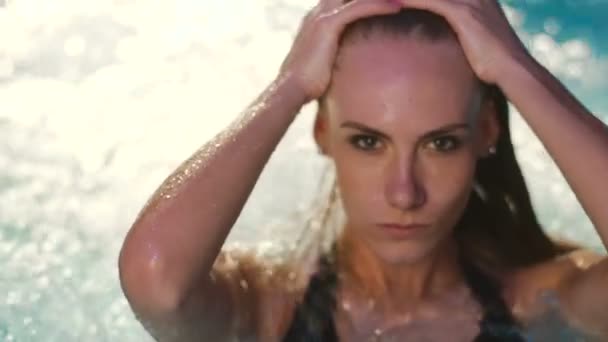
384 155 426 211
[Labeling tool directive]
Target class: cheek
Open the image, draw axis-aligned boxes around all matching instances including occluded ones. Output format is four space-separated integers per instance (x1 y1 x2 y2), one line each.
335 164 374 202
421 152 476 222
332 152 383 219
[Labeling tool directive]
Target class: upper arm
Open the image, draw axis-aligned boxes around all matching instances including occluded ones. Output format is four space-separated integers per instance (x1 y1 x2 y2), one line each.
507 248 607 333
125 250 264 342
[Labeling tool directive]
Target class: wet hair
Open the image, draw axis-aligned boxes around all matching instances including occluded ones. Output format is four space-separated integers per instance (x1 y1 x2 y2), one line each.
283 8 576 342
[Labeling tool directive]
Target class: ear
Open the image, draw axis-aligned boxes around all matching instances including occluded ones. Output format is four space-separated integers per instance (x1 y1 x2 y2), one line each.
477 100 500 158
313 101 330 156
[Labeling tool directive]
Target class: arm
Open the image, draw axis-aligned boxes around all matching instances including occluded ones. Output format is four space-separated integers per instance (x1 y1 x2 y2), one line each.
498 56 608 251
118 0 403 340
498 54 608 336
119 74 307 341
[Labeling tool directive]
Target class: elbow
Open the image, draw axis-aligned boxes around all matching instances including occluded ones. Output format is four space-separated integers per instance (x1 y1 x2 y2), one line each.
118 234 184 316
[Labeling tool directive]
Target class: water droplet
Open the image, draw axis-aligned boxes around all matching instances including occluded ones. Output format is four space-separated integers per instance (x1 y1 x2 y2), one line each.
37 276 50 289
6 291 21 305
239 279 249 290
367 298 376 310
28 292 41 303
88 324 98 334
341 300 351 311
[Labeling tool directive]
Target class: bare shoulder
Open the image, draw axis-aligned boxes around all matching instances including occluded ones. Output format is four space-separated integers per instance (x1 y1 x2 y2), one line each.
213 247 307 340
507 248 603 292
503 247 606 329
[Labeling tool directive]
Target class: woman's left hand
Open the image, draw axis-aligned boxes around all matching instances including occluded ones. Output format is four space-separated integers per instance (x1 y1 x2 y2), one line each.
395 0 533 84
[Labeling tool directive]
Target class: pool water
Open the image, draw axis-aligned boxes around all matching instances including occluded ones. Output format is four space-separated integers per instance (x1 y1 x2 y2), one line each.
1 0 607 341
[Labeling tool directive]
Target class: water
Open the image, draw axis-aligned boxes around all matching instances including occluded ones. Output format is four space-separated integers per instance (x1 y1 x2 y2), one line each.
0 0 607 340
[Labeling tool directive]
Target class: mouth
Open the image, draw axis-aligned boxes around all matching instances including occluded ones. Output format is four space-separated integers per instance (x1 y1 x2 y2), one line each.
376 222 429 238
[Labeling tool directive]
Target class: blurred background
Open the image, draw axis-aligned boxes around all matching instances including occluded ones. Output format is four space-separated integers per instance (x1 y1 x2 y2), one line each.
0 0 606 340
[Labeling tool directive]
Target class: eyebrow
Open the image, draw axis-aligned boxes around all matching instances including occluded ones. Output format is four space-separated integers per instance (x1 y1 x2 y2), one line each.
340 121 471 140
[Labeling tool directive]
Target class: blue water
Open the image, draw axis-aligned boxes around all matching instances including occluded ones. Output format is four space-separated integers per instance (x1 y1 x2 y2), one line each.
506 0 608 112
0 0 606 341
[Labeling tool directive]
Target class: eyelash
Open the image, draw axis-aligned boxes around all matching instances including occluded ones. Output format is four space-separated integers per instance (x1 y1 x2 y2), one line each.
348 134 463 152
349 135 382 151
429 136 463 152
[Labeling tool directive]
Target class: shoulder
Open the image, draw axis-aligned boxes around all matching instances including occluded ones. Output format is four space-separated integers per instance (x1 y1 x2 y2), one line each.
503 247 606 330
213 247 309 340
506 248 601 293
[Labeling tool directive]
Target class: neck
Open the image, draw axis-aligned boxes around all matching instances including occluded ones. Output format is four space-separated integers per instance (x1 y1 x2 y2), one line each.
336 229 465 315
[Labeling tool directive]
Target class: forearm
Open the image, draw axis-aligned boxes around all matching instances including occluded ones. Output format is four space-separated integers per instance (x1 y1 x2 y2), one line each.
497 55 608 248
119 73 308 307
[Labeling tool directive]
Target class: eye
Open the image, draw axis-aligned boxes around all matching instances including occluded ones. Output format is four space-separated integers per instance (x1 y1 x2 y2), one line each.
428 136 462 152
349 134 382 151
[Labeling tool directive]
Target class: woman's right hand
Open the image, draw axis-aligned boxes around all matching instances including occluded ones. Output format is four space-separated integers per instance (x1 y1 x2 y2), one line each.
279 0 401 102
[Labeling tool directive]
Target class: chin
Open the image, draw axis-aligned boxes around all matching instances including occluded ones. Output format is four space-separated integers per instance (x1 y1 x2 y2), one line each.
372 240 438 266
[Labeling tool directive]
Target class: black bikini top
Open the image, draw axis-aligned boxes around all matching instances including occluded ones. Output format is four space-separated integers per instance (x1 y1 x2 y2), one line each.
282 250 527 342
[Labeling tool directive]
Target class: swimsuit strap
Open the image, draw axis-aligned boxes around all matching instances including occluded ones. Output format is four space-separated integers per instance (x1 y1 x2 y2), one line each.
283 250 527 342
459 254 527 342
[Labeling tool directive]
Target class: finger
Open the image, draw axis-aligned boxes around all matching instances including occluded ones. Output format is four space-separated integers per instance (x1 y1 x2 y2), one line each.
394 0 462 22
325 0 402 30
319 0 344 10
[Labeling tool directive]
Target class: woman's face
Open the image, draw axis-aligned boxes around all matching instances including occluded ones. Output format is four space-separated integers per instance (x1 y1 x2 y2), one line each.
315 36 498 265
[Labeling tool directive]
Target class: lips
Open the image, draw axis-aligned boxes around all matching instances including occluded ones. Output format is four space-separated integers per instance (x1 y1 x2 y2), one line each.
376 222 429 237
377 223 428 230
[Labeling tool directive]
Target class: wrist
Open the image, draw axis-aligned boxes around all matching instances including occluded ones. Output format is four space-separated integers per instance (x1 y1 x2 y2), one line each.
273 71 315 108
494 51 541 90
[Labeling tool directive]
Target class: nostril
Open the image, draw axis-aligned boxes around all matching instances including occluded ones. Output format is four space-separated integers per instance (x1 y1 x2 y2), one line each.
386 181 425 210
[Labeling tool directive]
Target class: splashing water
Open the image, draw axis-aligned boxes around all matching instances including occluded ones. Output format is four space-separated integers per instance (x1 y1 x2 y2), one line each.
0 0 607 340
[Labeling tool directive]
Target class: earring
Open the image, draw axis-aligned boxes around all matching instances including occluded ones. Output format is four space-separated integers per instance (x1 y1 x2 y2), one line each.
488 146 497 156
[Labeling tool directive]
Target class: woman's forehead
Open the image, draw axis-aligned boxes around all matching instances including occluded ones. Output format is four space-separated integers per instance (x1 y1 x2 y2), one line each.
327 37 481 128
336 36 474 79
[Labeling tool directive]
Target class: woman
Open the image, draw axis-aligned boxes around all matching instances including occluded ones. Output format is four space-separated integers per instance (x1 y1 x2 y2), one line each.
118 0 608 341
